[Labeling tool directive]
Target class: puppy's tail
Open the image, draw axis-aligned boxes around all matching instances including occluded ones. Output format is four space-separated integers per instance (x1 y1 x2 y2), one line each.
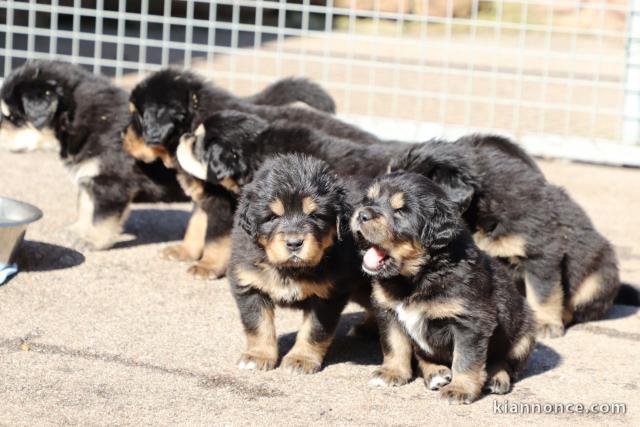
614 284 640 306
246 77 336 114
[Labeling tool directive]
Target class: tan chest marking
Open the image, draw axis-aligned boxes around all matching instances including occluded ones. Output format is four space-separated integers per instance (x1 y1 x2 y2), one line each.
235 263 333 303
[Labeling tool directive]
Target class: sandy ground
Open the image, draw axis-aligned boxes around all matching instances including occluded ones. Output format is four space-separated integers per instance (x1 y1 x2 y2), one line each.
0 149 639 426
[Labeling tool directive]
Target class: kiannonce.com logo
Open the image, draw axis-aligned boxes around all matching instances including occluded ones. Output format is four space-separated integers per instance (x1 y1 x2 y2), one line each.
493 400 627 415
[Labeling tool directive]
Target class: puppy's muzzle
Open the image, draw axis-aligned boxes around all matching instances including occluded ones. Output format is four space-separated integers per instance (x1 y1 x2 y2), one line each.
285 236 304 253
356 207 378 224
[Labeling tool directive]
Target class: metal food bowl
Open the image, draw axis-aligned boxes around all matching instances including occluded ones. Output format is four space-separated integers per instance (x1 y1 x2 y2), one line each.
0 197 42 264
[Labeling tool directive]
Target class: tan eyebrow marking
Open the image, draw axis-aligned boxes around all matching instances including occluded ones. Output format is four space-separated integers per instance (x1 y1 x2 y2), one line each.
302 196 317 215
367 182 381 199
269 198 285 216
390 192 405 210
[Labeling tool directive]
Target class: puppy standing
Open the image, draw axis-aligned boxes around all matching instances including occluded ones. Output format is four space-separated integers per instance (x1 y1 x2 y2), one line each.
0 60 186 249
351 173 536 404
228 154 371 373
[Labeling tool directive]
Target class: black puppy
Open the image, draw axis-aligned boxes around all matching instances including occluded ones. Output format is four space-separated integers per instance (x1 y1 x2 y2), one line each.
0 60 186 249
351 172 536 404
228 154 371 374
126 69 356 278
391 139 621 338
175 110 542 283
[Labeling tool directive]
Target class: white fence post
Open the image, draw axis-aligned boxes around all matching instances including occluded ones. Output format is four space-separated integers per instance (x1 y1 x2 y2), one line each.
623 0 640 145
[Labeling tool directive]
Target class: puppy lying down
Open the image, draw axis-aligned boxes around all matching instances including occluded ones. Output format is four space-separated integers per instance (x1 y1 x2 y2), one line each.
351 172 536 404
228 154 372 374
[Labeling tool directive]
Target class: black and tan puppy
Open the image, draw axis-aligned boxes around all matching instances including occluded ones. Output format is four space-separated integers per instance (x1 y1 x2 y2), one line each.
0 60 186 249
228 154 371 374
351 172 536 404
391 139 621 338
126 69 359 278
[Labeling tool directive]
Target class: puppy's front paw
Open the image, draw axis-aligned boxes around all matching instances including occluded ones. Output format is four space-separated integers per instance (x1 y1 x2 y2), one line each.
536 322 564 339
485 370 511 395
369 367 411 387
187 263 225 280
160 244 198 262
281 353 322 375
423 366 452 391
237 353 276 371
439 382 479 405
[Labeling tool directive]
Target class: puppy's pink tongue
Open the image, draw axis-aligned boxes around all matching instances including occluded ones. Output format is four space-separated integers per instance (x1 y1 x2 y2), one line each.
363 247 386 270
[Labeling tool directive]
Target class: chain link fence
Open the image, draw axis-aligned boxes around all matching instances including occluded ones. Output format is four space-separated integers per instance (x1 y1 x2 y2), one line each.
1 0 639 165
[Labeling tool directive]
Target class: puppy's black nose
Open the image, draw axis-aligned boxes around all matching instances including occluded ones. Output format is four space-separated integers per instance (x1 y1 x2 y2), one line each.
285 237 304 252
357 208 376 223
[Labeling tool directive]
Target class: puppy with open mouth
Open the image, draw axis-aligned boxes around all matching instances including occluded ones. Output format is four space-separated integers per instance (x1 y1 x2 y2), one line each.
228 154 372 374
351 172 536 404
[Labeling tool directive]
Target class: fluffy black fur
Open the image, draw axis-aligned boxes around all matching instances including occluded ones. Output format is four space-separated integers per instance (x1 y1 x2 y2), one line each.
228 154 371 374
127 68 371 157
0 60 186 249
246 77 336 114
391 136 621 337
351 172 536 404
126 68 362 278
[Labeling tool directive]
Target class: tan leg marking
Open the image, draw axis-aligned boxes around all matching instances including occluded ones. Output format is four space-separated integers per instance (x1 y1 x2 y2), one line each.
187 235 232 280
281 312 334 375
160 206 207 262
525 274 564 338
68 188 129 250
569 272 603 312
440 362 486 404
509 333 535 362
485 361 512 395
238 305 278 371
473 231 526 258
370 322 413 387
418 358 452 391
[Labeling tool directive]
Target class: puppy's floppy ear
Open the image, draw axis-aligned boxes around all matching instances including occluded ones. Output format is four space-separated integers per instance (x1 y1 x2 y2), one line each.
420 199 458 251
237 188 258 239
431 169 475 213
333 185 352 241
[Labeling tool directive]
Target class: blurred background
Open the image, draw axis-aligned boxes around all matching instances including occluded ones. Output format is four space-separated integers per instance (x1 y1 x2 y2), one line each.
1 0 639 165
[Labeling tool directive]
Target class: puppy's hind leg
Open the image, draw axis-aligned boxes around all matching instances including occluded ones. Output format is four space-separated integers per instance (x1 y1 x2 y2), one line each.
566 244 620 325
524 265 565 338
